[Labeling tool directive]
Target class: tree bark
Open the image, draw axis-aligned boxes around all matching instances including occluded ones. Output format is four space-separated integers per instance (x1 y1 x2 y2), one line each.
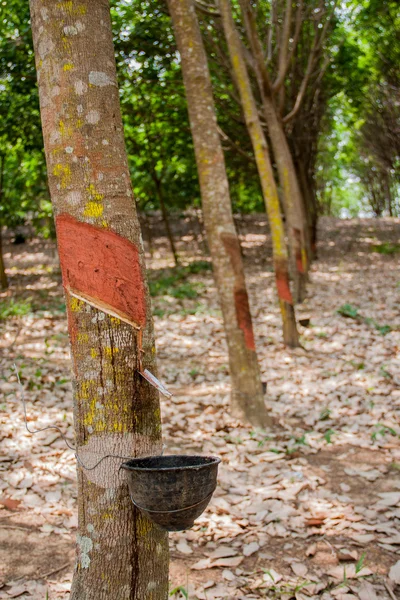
0 155 8 290
219 0 299 347
238 0 309 303
167 0 270 428
30 2 169 598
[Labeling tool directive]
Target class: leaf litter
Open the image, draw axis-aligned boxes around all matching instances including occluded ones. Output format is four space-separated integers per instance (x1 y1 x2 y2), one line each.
0 217 400 599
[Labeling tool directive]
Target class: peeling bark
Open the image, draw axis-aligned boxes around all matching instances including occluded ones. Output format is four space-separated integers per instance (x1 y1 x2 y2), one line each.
219 0 299 347
29 1 169 598
167 0 270 428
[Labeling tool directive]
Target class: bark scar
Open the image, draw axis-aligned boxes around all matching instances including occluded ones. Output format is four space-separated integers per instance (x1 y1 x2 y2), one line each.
56 214 146 327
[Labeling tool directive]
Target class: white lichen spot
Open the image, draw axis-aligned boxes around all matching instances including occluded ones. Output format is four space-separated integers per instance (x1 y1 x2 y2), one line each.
102 139 109 145
38 37 55 60
87 524 94 533
65 146 74 154
81 554 90 569
77 535 93 570
75 20 85 32
40 95 50 108
40 7 49 21
97 312 105 321
85 110 100 125
84 370 97 380
66 191 81 206
147 582 157 591
72 156 78 163
87 425 93 434
74 80 87 95
97 172 104 181
63 25 78 36
77 104 83 115
89 71 113 87
95 402 104 409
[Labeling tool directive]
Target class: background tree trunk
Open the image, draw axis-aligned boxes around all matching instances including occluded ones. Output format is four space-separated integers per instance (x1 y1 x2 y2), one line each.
0 154 8 290
152 173 179 266
238 0 310 303
167 0 270 428
30 1 169 598
219 0 299 347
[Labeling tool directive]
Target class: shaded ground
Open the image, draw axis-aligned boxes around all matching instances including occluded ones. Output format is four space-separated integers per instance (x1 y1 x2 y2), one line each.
0 216 400 599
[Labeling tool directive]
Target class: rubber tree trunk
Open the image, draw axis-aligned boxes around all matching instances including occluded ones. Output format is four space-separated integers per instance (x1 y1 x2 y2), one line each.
153 174 179 266
238 0 309 303
385 172 393 217
0 225 7 290
0 155 8 290
296 155 318 260
219 0 299 348
167 0 270 428
29 2 169 599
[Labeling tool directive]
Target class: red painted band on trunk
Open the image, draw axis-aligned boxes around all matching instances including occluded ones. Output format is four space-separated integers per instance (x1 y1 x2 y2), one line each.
234 288 256 351
56 214 146 326
276 275 293 304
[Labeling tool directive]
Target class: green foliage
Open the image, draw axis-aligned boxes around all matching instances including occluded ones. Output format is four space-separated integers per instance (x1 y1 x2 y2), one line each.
1 0 398 230
337 304 391 335
148 261 210 298
169 586 188 599
0 297 32 320
337 304 359 319
355 552 366 574
371 243 400 255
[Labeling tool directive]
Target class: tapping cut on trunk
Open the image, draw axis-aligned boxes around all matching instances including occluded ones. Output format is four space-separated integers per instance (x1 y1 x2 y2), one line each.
56 214 146 329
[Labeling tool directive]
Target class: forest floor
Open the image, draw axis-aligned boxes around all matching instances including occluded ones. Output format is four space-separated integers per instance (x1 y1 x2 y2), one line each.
0 216 400 600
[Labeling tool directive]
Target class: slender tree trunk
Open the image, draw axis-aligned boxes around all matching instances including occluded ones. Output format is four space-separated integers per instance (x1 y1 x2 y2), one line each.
153 175 179 266
0 226 7 290
167 0 270 428
296 156 318 260
385 172 393 217
262 95 309 302
238 0 309 303
219 0 299 347
30 2 169 599
0 155 8 290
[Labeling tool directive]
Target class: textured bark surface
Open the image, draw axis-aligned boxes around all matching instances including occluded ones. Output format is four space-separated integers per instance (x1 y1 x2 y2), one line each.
238 0 309 303
167 0 270 428
219 0 299 348
29 1 169 598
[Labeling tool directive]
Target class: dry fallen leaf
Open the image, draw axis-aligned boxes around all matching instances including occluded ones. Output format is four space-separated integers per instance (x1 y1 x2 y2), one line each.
389 560 400 585
358 581 378 600
0 497 21 511
291 562 308 577
243 542 259 557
